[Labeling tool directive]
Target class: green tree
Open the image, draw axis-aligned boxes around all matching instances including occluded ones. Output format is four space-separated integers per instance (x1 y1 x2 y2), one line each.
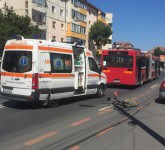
89 20 112 61
153 47 165 56
0 4 41 56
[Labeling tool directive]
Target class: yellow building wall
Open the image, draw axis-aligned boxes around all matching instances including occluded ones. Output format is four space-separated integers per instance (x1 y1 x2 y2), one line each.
79 8 87 28
98 10 106 24
79 21 87 28
79 8 87 15
98 16 106 24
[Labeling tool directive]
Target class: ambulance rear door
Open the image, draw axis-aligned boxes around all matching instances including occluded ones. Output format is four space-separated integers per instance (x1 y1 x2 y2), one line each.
1 47 33 96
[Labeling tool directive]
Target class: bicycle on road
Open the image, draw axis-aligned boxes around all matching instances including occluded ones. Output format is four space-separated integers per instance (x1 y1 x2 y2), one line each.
108 91 138 109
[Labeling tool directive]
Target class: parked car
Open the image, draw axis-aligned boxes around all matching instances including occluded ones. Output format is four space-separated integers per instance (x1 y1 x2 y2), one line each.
159 79 165 101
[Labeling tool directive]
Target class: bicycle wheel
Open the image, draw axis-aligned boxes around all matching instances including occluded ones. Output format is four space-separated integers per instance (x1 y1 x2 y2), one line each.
123 99 138 108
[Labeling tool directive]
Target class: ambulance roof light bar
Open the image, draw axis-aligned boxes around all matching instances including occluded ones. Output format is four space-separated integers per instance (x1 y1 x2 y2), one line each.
74 40 83 47
16 35 24 40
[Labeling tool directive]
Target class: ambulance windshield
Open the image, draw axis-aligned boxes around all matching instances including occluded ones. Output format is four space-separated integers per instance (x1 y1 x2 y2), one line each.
2 51 32 73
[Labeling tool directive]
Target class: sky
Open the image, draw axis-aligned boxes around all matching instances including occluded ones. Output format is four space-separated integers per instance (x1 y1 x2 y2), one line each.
88 0 165 51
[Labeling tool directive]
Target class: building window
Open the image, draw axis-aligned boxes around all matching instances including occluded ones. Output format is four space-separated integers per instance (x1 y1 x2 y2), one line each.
61 24 64 30
60 9 64 16
52 21 56 28
71 0 87 10
32 0 46 7
52 6 56 13
32 9 46 24
61 38 64 42
71 23 86 34
25 9 28 16
89 9 91 15
72 9 86 22
25 1 28 8
52 36 56 42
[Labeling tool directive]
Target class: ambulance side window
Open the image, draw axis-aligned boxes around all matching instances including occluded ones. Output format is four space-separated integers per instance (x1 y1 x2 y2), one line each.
50 53 72 73
88 57 99 73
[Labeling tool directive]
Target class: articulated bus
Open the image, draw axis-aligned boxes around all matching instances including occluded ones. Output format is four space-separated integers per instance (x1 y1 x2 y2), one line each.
101 48 160 86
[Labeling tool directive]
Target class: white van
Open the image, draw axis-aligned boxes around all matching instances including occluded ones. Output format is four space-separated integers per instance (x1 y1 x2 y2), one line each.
0 36 107 106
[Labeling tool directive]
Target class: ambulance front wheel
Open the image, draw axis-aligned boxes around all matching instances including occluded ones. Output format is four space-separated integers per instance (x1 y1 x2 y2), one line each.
96 84 106 98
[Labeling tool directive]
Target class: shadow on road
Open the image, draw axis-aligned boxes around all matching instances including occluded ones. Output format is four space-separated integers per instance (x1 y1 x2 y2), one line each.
155 97 165 104
116 104 165 146
2 95 96 110
2 100 42 110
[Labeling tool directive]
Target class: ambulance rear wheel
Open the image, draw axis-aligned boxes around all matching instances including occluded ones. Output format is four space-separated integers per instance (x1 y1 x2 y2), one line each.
96 84 105 98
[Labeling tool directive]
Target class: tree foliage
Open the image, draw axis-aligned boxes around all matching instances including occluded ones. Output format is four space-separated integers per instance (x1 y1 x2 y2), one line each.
89 20 112 49
153 47 165 56
0 4 41 55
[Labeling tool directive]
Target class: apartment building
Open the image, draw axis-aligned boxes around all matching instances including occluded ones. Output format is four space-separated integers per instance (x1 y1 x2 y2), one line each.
0 0 113 50
102 13 113 50
46 0 66 41
65 0 87 46
86 1 98 51
0 0 47 39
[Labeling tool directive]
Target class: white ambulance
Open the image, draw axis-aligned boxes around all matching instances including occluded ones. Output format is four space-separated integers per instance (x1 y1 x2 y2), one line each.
0 36 107 106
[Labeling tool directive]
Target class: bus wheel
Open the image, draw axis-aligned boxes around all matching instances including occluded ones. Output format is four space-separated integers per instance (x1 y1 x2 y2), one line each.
96 84 105 98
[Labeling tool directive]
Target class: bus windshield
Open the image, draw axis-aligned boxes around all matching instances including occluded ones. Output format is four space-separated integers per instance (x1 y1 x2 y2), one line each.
103 55 133 68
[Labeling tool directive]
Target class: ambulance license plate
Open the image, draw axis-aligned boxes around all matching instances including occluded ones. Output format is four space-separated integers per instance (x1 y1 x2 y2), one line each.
3 87 13 94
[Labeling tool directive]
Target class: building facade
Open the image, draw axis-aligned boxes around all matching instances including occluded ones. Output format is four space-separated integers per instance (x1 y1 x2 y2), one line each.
65 0 87 46
0 0 113 50
46 0 66 41
0 0 47 39
102 13 113 50
86 1 98 52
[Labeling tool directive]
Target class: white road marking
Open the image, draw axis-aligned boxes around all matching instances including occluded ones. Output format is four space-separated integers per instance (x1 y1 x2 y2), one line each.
150 84 158 89
0 105 5 109
99 105 112 112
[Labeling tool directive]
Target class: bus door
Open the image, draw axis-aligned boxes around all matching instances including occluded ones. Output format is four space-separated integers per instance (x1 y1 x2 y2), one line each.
138 57 147 84
136 57 141 83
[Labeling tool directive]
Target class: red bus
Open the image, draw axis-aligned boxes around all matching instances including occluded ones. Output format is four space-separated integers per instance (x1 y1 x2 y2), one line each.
101 49 160 86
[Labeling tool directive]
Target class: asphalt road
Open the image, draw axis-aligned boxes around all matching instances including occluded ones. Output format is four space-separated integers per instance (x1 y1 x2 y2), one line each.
0 72 164 150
